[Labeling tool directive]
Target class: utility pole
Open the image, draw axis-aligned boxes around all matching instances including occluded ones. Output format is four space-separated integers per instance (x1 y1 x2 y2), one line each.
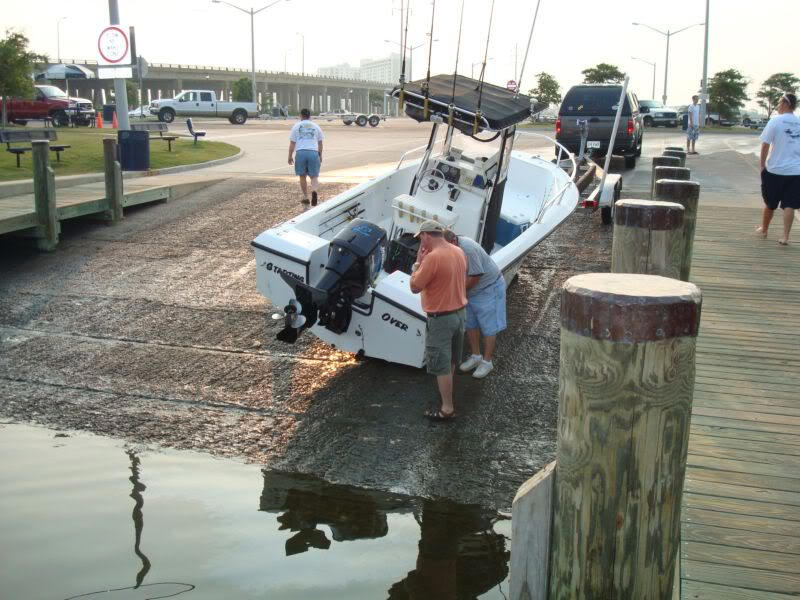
700 0 710 127
108 0 130 130
56 17 67 63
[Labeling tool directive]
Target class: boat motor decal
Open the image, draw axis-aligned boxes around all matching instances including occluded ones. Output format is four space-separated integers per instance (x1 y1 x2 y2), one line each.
381 312 409 332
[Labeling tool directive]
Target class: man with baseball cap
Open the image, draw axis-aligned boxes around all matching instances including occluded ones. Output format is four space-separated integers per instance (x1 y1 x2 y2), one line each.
409 220 467 421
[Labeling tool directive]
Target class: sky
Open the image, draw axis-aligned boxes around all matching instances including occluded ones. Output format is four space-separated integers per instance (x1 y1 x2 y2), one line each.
6 0 798 113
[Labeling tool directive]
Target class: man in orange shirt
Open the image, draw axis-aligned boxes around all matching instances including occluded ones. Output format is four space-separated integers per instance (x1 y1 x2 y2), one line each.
409 220 467 421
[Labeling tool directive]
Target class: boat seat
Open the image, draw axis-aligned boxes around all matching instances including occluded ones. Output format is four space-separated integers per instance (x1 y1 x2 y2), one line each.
392 193 458 233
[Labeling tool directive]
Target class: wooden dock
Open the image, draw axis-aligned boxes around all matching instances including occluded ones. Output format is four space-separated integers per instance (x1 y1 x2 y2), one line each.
680 204 800 598
0 173 227 241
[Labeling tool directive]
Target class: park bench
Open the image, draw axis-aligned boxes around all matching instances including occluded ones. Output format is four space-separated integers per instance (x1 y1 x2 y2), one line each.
186 118 206 145
0 129 70 167
130 121 178 152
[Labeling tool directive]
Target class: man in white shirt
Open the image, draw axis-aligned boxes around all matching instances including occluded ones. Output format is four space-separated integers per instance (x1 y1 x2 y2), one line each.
288 108 324 206
755 92 800 245
686 95 701 155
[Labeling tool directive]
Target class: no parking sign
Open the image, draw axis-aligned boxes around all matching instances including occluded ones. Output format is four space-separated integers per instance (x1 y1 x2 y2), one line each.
97 25 133 78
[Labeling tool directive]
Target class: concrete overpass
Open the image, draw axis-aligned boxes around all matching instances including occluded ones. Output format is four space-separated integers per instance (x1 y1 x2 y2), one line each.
56 59 395 114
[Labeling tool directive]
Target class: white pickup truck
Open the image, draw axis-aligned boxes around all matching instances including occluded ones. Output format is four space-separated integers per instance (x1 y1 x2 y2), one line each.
149 90 258 124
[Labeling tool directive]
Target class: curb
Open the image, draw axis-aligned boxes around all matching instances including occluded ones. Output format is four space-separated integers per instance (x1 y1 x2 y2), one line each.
0 148 244 199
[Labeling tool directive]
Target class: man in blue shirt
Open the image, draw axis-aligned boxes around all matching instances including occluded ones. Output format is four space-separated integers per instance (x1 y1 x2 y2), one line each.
444 230 506 378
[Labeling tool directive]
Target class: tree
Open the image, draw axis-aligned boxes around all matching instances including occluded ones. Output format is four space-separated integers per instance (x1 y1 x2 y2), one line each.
581 63 624 84
126 80 139 108
756 72 799 117
529 72 561 107
0 30 47 126
708 69 749 120
232 77 253 102
369 90 384 113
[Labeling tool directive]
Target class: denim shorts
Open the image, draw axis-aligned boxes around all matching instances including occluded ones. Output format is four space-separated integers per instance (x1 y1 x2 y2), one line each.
294 149 321 177
466 276 507 336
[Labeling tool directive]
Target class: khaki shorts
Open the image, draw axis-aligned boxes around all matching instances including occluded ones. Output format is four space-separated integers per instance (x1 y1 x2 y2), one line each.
425 309 465 376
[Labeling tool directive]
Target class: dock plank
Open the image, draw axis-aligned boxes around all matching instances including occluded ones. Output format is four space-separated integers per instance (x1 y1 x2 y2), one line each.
681 203 800 597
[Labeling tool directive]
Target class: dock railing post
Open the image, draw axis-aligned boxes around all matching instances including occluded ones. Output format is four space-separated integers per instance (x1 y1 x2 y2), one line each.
103 137 123 222
611 199 685 278
650 156 681 198
655 179 701 281
663 149 688 167
32 140 59 251
547 273 702 600
652 165 690 199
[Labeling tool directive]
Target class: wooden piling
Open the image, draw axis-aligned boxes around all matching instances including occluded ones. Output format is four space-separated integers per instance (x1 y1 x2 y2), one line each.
652 166 690 199
664 146 684 152
32 140 58 251
548 273 702 600
663 149 687 166
655 179 701 281
650 156 681 198
103 138 123 222
611 199 685 278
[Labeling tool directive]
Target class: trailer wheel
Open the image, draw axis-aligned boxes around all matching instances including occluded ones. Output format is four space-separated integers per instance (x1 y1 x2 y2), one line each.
601 205 612 225
343 119 353 126
356 115 368 127
368 115 380 127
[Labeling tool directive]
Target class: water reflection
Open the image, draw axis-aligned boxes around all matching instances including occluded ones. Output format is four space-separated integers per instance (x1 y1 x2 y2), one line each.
259 472 509 599
127 450 152 588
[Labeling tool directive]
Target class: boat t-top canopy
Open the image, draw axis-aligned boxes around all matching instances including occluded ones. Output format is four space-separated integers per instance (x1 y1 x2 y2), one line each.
391 74 543 133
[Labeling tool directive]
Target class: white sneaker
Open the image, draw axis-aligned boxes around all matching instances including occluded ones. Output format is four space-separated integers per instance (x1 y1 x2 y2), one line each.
459 354 483 372
473 360 494 379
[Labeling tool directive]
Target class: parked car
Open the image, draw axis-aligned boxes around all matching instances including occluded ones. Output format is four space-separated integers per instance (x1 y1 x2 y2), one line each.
5 84 95 127
638 100 679 127
149 90 257 124
705 112 734 127
555 84 643 168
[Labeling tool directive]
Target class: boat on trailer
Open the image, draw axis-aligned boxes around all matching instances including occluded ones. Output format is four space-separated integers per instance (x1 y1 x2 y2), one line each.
250 73 581 368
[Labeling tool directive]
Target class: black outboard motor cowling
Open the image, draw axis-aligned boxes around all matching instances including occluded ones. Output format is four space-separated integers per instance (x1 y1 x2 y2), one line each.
277 219 386 342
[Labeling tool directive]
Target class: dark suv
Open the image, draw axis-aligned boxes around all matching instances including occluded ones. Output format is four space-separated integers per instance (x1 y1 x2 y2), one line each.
555 84 644 168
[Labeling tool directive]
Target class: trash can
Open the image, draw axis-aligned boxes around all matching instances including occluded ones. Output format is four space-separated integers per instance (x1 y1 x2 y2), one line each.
102 104 116 122
117 130 150 171
682 113 689 131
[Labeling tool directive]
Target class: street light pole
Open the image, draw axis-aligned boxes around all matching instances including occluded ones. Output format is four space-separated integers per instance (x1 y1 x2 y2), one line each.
632 56 656 99
632 21 704 105
297 33 304 75
700 0 710 127
385 40 427 82
56 17 67 63
212 0 289 107
108 0 130 130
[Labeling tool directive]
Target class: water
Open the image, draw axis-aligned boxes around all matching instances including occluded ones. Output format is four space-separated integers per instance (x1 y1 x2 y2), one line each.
0 423 510 600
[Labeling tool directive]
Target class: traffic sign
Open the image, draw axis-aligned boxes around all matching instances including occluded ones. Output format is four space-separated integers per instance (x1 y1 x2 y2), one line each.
98 25 131 66
507 80 518 91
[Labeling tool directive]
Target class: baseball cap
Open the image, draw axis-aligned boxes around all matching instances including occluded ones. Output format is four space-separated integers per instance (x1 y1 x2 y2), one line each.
415 219 445 237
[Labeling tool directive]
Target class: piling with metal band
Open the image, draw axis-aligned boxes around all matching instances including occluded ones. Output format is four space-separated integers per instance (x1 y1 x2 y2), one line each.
650 156 681 198
655 179 701 281
103 138 123 223
652 165 690 198
32 140 58 251
548 273 702 600
665 146 684 152
663 149 687 166
611 199 685 278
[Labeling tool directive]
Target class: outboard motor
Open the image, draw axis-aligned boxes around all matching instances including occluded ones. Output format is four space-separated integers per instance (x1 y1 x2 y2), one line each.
276 219 386 343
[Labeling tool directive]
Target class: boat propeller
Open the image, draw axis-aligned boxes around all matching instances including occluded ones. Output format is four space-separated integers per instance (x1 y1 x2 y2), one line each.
275 299 307 343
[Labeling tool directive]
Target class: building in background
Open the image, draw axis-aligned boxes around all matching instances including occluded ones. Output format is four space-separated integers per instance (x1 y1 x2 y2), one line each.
317 62 360 80
359 53 401 85
317 53 400 85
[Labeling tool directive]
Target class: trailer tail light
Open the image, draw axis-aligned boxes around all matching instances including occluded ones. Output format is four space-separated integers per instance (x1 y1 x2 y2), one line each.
627 119 634 135
555 117 561 134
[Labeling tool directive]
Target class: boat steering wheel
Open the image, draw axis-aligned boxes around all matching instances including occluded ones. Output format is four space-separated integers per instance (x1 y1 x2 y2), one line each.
420 168 446 193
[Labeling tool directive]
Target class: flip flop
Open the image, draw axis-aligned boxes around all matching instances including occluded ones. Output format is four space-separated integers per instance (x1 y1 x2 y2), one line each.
778 239 789 246
424 408 456 422
755 226 768 239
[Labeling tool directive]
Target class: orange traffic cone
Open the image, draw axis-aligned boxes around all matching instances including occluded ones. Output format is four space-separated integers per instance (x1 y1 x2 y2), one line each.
96 112 103 128
112 111 119 129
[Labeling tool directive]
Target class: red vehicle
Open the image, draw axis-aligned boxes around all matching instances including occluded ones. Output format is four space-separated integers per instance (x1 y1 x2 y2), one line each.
6 85 95 127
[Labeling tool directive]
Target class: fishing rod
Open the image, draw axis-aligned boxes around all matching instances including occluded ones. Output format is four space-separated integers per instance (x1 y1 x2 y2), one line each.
422 0 436 119
474 0 496 135
448 0 465 130
398 0 410 113
515 0 542 99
